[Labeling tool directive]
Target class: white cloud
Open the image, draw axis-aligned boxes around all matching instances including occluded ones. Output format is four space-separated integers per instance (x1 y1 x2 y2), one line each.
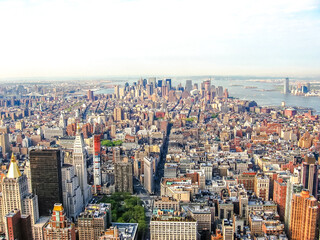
0 0 319 78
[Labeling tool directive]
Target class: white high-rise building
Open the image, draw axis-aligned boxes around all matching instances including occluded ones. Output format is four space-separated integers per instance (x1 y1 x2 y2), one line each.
24 160 32 192
59 112 66 128
144 157 154 194
61 164 84 220
73 125 91 205
284 78 290 94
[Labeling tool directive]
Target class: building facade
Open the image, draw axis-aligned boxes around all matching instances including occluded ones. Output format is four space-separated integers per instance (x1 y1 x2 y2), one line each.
30 149 63 216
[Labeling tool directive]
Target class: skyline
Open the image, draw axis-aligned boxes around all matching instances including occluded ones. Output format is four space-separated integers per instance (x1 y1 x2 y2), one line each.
0 0 320 79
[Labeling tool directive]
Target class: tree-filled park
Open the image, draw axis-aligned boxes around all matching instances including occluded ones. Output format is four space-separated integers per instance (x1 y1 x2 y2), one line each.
99 192 147 235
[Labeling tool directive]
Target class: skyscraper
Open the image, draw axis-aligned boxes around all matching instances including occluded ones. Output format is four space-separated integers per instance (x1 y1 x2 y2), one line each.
146 83 153 97
301 162 319 198
185 80 193 92
1 154 39 238
284 78 290 94
284 176 303 233
93 135 101 193
43 203 76 240
59 112 67 128
114 85 120 99
144 156 154 194
0 133 10 156
148 77 157 87
289 190 318 240
1 154 29 232
73 125 91 205
165 79 172 90
114 162 133 194
61 164 83 220
113 107 124 122
87 90 94 101
30 149 63 216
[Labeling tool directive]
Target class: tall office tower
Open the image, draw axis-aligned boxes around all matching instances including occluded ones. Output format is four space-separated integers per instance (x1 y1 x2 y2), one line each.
43 204 76 240
61 164 83 220
87 90 94 101
114 85 120 99
93 135 101 193
161 84 169 97
204 80 211 91
217 86 224 97
307 82 311 92
284 78 290 94
5 210 32 240
30 149 63 216
113 107 124 122
146 83 153 97
157 79 163 88
254 174 269 200
289 190 318 240
24 160 32 195
144 157 154 194
185 80 193 92
148 77 157 87
1 154 29 230
78 203 111 240
0 133 10 156
73 125 91 205
284 176 303 232
150 215 198 240
165 79 172 89
301 162 319 198
114 162 133 194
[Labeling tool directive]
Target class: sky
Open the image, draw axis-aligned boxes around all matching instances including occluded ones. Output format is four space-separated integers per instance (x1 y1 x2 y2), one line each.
0 0 320 79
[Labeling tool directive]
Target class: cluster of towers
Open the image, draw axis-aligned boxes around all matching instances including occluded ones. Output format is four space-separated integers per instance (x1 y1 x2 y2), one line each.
0 124 99 239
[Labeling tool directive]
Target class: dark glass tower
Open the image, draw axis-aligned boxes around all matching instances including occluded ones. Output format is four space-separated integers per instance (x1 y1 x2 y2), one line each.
29 149 63 216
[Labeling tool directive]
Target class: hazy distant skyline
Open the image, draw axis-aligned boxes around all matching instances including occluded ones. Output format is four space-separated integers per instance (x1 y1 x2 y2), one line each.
0 0 320 79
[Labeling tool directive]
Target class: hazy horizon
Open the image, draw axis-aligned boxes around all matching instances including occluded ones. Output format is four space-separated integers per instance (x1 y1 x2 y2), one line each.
0 0 320 79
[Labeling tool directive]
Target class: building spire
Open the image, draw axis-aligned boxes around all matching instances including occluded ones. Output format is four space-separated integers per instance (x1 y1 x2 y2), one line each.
76 122 81 134
7 153 21 178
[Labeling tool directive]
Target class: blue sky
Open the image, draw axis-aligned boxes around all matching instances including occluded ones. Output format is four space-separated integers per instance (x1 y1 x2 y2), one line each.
0 0 319 78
